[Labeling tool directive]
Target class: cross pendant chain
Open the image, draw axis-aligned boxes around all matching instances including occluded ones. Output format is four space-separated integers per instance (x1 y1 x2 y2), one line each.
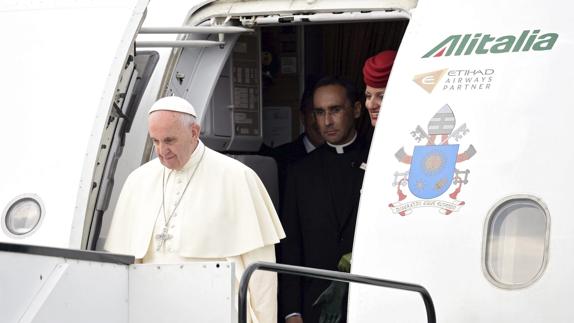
155 226 173 251
156 149 205 253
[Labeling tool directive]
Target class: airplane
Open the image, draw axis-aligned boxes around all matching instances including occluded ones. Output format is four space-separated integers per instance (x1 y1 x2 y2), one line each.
0 0 572 322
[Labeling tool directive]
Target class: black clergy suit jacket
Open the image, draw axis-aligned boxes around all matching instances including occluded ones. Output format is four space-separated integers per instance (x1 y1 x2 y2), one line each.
279 137 370 323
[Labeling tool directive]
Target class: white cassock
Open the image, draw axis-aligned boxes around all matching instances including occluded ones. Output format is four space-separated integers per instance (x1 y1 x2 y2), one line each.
105 141 286 323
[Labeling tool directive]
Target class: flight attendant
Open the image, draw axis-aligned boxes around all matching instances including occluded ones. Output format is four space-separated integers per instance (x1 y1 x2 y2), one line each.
362 50 397 127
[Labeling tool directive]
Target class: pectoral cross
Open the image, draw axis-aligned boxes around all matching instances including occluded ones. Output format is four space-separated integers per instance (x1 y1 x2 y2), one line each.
155 226 173 251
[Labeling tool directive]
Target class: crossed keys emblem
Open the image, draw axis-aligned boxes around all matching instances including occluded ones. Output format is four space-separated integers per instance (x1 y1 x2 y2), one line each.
389 104 476 216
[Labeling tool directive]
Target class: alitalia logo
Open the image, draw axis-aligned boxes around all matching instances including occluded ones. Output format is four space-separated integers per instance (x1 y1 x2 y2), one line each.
423 30 558 58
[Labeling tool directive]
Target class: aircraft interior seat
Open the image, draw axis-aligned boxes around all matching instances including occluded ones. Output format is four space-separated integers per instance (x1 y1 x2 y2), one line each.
229 154 279 212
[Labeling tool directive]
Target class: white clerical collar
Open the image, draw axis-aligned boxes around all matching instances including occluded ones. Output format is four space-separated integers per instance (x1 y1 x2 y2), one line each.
302 135 317 153
327 133 357 154
176 140 205 173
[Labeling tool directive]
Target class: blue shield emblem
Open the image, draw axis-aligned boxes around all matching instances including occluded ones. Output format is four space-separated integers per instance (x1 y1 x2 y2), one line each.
408 144 459 199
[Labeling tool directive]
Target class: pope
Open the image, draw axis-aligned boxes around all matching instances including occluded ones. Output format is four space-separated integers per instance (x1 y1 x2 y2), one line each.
105 96 285 323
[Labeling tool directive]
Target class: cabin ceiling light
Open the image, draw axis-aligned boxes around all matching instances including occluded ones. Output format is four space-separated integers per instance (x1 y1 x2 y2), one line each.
2 194 44 238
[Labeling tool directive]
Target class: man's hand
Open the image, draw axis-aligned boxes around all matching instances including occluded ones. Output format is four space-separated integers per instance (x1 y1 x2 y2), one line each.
312 281 348 323
286 315 304 323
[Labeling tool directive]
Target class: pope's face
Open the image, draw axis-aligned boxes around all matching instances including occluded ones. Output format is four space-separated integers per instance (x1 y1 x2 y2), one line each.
313 84 360 145
148 111 199 170
365 85 386 127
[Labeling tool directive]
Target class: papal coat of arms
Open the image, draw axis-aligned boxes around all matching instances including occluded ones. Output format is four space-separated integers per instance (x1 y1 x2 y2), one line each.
389 104 476 215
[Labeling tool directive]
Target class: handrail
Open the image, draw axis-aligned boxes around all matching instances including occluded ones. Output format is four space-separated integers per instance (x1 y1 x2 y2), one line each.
238 262 436 323
135 40 225 48
0 242 134 265
139 26 253 34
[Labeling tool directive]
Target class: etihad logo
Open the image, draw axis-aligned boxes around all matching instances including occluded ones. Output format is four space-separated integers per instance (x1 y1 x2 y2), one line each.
413 69 448 93
414 68 495 93
423 30 558 58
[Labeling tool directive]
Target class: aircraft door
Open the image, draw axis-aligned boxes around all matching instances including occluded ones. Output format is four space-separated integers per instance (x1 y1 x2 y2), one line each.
84 50 159 250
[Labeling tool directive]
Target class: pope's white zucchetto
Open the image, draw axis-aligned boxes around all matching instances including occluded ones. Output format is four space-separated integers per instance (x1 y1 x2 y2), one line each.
148 96 197 117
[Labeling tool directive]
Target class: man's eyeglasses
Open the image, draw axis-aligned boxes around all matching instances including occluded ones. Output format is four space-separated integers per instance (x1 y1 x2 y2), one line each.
313 106 348 118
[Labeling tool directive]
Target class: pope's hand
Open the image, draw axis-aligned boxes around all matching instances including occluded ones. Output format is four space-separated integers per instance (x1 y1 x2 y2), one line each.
312 281 348 323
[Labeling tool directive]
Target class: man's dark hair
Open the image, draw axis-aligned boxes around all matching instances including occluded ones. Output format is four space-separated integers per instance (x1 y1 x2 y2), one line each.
299 88 314 113
312 76 359 106
300 75 321 113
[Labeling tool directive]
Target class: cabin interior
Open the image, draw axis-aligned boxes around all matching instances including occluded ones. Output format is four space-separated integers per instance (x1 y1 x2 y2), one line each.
202 20 408 151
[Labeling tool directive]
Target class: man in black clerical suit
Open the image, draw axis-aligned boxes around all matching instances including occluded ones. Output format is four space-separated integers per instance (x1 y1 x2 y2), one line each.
279 77 369 323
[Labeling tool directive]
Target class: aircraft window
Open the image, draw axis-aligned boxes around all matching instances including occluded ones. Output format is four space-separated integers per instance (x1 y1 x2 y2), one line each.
483 195 550 289
2 194 45 238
